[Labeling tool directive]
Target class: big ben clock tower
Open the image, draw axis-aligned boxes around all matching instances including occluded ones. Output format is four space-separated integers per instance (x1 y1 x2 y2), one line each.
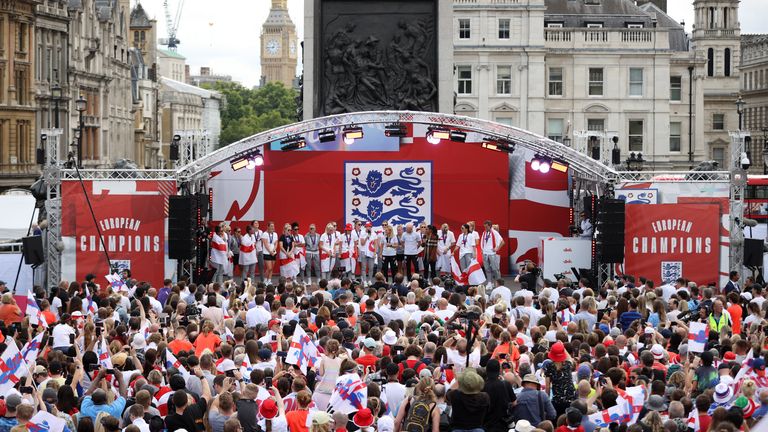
260 0 298 88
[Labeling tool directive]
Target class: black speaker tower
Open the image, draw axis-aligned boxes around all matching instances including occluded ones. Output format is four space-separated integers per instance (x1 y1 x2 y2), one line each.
595 197 626 264
168 195 197 259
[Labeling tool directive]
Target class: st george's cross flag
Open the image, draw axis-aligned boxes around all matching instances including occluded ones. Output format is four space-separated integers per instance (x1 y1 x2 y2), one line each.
97 338 113 369
240 354 254 382
286 325 320 375
450 256 486 286
165 349 191 381
588 399 633 427
328 373 367 414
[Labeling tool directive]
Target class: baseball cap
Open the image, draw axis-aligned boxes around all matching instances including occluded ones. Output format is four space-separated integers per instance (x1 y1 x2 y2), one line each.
268 319 281 329
5 394 21 411
362 338 377 349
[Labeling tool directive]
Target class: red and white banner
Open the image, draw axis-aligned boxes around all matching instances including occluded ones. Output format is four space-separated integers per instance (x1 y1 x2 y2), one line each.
624 204 720 286
61 180 176 288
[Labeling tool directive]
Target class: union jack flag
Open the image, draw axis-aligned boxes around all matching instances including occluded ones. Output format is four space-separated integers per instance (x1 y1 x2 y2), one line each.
0 341 28 394
84 286 98 315
22 332 45 365
328 373 367 414
285 325 319 374
28 411 67 432
26 291 48 328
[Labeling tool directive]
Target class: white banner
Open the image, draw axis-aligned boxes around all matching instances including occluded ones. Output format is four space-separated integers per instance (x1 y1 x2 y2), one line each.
540 237 592 281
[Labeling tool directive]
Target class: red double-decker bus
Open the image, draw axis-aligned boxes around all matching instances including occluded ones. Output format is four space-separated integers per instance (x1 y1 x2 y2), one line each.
746 175 768 221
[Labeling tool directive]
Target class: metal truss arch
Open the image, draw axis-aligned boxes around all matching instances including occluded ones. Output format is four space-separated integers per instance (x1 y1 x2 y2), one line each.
174 111 621 183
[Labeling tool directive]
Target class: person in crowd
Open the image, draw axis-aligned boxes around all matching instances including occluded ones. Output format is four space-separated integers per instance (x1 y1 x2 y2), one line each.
261 221 278 285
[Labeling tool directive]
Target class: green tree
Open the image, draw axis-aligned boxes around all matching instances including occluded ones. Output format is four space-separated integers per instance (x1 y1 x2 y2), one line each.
202 81 298 147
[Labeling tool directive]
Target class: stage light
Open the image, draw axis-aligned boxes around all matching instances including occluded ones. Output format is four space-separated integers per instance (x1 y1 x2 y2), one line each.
246 150 264 169
531 157 541 171
551 160 569 173
482 142 500 151
531 154 554 173
482 137 516 154
450 130 467 142
384 123 407 137
539 160 551 173
426 126 450 145
342 126 364 145
231 156 249 171
281 135 306 151
318 129 336 143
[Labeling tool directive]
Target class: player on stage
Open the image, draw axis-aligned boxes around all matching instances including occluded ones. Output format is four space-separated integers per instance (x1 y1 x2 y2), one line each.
304 224 321 284
319 223 338 280
291 222 306 283
261 221 278 285
210 225 229 283
239 225 258 282
436 223 456 276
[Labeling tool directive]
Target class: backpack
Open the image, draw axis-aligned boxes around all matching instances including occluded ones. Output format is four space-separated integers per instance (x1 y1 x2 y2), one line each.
399 360 424 381
403 398 435 432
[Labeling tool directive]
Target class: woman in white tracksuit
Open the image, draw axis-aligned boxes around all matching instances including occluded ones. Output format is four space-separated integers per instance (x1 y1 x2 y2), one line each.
239 225 258 282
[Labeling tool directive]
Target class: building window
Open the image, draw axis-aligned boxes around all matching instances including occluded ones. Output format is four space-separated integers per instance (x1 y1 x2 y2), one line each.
496 117 513 126
457 66 472 94
629 120 644 151
707 48 714 77
587 119 604 132
629 68 643 96
15 69 26 105
709 7 715 29
713 147 725 167
496 66 511 95
713 113 725 130
549 67 563 96
17 23 27 52
670 122 681 152
546 22 564 28
458 19 471 39
670 76 682 101
499 19 510 39
724 48 731 77
626 23 644 29
547 119 564 142
589 68 603 96
586 23 604 28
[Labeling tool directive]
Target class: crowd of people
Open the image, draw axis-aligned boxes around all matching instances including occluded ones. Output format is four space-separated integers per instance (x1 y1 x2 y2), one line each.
1 220 765 432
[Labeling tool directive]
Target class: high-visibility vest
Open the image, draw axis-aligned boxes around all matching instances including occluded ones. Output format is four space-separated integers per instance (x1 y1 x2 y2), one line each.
708 313 728 332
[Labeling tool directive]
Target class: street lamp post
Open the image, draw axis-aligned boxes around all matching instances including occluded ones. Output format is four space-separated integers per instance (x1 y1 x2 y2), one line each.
51 83 61 129
625 152 645 171
736 95 746 131
75 95 87 168
562 136 571 147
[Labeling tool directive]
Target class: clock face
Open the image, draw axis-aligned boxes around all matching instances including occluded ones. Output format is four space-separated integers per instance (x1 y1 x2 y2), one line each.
289 41 296 55
266 39 280 55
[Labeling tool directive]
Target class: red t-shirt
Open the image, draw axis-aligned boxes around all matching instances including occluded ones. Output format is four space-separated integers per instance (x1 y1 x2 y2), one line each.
398 358 427 380
699 414 712 432
168 339 194 355
357 354 378 372
286 410 310 432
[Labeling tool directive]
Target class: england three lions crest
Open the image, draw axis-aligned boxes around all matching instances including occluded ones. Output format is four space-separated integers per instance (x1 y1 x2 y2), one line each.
345 162 432 227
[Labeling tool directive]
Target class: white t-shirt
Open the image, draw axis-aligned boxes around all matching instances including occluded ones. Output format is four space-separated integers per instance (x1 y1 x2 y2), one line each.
481 229 503 254
340 232 357 254
401 231 422 255
261 231 278 255
258 415 288 432
246 306 271 328
52 323 76 348
490 286 512 304
457 232 475 256
437 230 456 254
381 233 399 257
320 232 337 254
446 347 481 374
253 229 264 253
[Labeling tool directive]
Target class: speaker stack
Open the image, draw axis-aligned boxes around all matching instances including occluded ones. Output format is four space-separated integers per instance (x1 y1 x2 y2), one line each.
168 195 197 259
595 198 626 264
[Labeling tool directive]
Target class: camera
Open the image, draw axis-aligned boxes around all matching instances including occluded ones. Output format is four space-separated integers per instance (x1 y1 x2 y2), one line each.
458 310 480 321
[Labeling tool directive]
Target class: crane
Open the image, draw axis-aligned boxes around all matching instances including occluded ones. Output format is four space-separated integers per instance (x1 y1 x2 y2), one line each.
159 0 185 51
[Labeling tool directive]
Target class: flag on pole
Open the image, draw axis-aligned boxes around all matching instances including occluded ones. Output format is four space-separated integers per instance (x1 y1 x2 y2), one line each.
687 409 701 432
587 402 633 427
25 291 48 328
105 273 128 292
286 325 320 375
624 386 646 422
0 341 28 394
28 411 67 432
688 321 708 353
21 332 45 365
97 338 112 369
450 256 486 286
84 286 98 315
165 349 190 380
328 373 367 414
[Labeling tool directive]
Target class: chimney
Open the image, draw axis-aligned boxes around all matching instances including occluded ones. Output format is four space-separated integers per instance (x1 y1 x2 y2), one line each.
185 64 190 84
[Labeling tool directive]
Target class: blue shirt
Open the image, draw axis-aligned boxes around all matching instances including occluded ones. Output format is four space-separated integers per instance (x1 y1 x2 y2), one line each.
0 417 18 432
619 311 643 331
80 395 127 421
648 312 661 329
513 388 556 425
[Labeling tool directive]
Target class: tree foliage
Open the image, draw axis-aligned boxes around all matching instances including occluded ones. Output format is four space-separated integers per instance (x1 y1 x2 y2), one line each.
201 81 298 147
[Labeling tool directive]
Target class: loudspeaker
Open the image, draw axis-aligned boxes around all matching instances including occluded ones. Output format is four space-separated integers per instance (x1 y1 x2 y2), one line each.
196 193 209 218
596 198 626 263
582 196 594 217
170 142 179 161
168 195 196 259
744 238 764 267
22 236 44 266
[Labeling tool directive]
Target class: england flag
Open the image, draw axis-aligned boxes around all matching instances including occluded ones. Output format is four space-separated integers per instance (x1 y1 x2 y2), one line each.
26 291 47 328
450 256 486 286
0 341 28 394
97 338 112 369
21 333 45 365
165 349 191 381
328 373 367 414
286 325 319 375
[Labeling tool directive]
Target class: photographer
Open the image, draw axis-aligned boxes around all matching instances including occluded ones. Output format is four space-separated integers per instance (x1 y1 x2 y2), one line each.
516 262 541 294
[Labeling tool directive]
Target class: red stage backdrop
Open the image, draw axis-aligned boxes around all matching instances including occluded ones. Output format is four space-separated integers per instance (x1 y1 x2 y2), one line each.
61 180 176 287
624 203 720 285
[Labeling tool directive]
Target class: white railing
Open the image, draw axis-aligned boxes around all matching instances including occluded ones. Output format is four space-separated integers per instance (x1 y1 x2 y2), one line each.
545 28 665 50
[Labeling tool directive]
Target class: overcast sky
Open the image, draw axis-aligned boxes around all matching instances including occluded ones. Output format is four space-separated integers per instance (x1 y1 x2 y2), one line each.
136 0 767 88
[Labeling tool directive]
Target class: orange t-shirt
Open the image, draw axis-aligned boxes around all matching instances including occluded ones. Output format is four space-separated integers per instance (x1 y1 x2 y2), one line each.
286 410 310 432
42 311 56 326
169 339 194 355
727 304 742 334
0 304 23 325
492 342 521 364
193 332 221 357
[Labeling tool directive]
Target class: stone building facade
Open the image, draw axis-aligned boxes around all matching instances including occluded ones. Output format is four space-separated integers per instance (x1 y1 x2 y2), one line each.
0 0 38 189
260 0 298 88
741 34 768 173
